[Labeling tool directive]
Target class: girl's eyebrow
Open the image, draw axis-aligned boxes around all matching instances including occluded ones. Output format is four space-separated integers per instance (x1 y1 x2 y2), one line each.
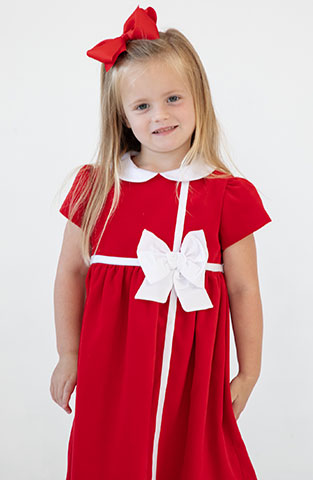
128 90 185 107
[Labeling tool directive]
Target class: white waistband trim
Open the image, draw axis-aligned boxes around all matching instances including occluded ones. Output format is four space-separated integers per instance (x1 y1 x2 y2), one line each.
90 254 224 272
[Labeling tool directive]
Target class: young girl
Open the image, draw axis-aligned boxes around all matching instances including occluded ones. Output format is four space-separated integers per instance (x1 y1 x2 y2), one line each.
50 6 272 479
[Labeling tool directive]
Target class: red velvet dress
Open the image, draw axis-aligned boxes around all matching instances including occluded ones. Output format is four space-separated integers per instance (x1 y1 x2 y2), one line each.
59 150 272 480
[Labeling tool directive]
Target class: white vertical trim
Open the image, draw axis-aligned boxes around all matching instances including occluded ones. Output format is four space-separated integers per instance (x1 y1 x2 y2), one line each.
151 288 178 480
151 181 190 480
173 181 189 251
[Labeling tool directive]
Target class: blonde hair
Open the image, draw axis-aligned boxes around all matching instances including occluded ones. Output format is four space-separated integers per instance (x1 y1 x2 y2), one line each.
62 28 241 265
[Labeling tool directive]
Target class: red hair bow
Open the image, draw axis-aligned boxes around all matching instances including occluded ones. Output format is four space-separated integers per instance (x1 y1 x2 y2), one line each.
86 5 160 71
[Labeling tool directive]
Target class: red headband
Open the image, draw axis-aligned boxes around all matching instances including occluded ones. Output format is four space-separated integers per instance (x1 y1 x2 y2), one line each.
86 5 160 72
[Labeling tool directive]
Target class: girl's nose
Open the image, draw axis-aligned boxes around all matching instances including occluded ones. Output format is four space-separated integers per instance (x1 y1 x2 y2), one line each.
152 105 170 123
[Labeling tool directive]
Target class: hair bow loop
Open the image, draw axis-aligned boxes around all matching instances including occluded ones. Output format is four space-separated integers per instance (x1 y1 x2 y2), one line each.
86 37 127 70
86 5 160 71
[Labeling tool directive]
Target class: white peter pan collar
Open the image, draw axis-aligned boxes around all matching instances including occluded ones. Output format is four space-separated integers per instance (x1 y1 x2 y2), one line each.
118 150 215 183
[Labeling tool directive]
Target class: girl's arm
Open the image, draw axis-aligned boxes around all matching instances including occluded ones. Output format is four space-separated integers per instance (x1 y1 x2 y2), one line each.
222 232 264 419
54 221 89 357
50 221 89 413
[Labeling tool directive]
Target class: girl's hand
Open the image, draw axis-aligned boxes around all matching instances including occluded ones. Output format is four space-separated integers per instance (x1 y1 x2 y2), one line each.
50 353 78 414
229 372 258 421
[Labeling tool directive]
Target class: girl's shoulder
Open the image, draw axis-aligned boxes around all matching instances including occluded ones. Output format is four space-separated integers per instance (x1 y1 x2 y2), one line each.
216 171 272 251
209 169 265 202
210 168 256 187
59 163 96 227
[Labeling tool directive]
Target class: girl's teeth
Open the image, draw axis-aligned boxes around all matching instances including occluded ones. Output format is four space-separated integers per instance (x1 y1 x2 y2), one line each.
155 126 175 133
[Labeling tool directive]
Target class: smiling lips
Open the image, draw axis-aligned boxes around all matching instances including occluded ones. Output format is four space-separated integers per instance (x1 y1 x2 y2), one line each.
153 125 178 134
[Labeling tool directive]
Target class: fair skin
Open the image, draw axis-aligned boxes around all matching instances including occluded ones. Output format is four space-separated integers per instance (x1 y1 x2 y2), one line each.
120 59 196 172
50 221 89 414
50 59 263 421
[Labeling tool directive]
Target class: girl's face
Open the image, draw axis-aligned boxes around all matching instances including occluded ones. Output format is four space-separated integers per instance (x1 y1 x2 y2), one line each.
120 60 196 160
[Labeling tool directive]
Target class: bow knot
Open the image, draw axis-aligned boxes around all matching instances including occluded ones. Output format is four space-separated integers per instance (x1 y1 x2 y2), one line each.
134 229 214 312
86 6 160 71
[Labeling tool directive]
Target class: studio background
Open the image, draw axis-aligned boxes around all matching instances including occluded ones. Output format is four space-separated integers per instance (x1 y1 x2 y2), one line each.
1 0 312 478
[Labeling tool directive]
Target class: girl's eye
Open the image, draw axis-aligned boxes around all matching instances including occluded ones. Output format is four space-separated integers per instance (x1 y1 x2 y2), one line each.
136 103 148 111
168 95 180 102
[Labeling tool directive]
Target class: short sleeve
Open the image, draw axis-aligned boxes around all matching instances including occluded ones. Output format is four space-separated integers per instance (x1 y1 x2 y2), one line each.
219 176 272 251
59 164 92 228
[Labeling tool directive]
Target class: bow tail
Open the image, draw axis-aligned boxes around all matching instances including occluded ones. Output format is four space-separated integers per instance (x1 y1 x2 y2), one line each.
176 284 214 312
174 265 214 312
134 274 173 304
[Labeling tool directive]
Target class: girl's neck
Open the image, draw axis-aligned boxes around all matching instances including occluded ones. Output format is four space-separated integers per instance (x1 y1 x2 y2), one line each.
132 150 188 173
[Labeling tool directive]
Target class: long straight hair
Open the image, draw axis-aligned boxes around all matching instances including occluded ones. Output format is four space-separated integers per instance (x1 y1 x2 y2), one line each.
62 29 238 265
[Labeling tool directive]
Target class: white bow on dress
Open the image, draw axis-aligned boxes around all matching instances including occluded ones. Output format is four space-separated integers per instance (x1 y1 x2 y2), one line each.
134 229 214 312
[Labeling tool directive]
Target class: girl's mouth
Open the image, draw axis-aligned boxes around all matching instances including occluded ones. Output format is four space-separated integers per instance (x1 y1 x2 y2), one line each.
152 125 178 135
